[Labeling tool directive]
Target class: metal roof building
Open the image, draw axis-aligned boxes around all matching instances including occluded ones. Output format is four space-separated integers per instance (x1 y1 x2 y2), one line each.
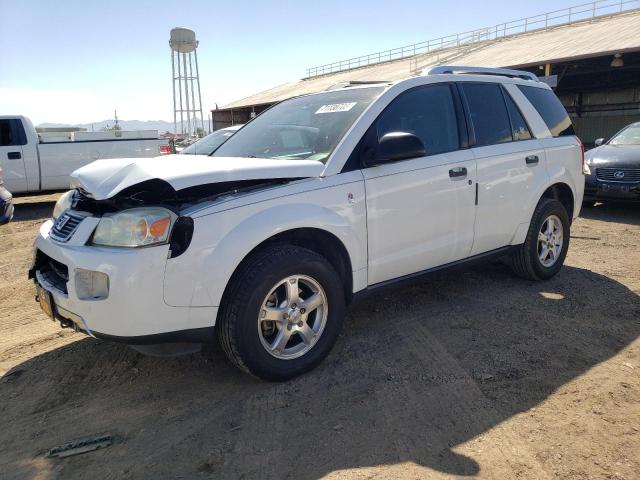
212 0 640 144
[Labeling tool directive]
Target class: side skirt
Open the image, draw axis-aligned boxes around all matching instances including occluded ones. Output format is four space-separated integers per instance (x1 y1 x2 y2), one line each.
352 245 518 303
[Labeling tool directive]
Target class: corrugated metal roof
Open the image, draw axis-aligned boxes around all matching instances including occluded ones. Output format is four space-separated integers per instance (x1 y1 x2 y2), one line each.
221 10 640 110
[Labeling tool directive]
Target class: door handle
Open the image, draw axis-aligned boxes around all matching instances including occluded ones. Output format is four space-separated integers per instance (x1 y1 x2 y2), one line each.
526 155 539 165
449 167 467 178
7 151 22 160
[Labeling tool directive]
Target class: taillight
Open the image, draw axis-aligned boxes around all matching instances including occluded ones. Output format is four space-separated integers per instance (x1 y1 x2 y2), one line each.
159 144 172 155
577 136 589 175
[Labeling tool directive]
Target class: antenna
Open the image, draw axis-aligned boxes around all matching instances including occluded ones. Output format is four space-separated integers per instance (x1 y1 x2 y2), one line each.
169 27 205 137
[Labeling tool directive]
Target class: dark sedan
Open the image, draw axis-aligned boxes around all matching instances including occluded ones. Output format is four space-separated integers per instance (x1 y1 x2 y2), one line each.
584 122 640 206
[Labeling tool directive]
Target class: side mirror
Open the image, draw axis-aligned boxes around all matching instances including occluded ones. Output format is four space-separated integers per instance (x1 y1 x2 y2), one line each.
370 132 426 166
594 138 605 147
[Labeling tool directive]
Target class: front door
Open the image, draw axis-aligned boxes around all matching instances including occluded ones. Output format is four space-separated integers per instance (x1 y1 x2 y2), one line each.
362 83 477 285
0 119 27 193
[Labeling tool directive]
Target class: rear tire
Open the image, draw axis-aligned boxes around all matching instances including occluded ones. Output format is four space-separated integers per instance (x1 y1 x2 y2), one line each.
509 198 570 281
217 244 345 381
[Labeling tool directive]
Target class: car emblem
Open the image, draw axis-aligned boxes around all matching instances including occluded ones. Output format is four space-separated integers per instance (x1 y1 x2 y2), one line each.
614 171 625 179
54 215 69 231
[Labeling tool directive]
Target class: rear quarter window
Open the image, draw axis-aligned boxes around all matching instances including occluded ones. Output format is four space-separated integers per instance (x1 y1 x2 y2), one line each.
517 85 574 137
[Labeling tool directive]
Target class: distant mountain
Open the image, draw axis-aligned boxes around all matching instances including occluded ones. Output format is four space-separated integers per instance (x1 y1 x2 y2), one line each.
37 119 205 134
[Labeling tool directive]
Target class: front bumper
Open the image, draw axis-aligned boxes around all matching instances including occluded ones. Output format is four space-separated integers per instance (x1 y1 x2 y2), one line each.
31 219 217 343
584 175 640 202
0 185 14 224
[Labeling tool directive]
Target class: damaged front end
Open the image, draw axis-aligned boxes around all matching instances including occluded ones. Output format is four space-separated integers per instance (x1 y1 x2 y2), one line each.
62 154 325 256
69 177 294 258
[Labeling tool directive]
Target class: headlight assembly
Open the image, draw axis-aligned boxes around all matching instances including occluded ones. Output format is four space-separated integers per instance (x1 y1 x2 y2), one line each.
53 190 75 220
91 207 176 248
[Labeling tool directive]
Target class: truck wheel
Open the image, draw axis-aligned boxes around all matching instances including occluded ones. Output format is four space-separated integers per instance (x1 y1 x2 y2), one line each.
509 198 570 281
217 244 345 381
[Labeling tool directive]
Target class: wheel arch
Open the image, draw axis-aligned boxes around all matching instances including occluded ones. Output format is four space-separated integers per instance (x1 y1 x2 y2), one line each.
541 182 575 220
220 227 355 310
511 181 576 246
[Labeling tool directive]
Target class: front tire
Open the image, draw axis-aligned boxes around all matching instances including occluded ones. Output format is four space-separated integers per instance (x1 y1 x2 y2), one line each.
217 244 345 381
509 198 570 281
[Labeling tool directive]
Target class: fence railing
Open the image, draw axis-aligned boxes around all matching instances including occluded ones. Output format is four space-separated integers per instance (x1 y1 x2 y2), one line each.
304 0 640 78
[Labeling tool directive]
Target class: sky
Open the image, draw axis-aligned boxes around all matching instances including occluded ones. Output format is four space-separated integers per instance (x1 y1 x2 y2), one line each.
0 0 570 125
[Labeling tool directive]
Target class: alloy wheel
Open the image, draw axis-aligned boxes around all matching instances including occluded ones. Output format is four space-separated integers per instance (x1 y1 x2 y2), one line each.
257 275 328 360
537 214 564 268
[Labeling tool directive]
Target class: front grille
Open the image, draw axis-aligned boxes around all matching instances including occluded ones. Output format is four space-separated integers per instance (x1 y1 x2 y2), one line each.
596 167 640 183
33 250 69 294
50 212 84 242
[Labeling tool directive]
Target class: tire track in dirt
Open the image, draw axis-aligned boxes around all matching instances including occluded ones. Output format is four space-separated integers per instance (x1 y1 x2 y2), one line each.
380 303 554 479
0 196 638 480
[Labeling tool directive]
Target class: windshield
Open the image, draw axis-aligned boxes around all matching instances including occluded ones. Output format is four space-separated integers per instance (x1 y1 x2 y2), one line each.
609 124 640 146
181 128 238 155
212 87 385 163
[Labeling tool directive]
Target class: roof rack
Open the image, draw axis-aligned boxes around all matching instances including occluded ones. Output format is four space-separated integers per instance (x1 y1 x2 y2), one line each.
324 80 391 91
425 65 539 81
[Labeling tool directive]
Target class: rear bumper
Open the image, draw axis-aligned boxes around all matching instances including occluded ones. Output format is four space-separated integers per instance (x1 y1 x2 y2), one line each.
0 185 14 224
584 175 640 202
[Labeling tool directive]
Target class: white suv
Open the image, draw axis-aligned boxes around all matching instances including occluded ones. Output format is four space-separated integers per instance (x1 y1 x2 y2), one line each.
31 66 585 380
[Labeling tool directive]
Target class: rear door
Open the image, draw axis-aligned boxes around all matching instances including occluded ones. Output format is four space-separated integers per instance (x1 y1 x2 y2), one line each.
458 82 548 255
0 119 27 193
363 83 477 285
515 84 582 218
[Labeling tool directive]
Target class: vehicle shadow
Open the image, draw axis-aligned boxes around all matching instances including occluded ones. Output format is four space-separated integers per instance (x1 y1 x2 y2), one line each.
580 202 640 226
1 264 639 479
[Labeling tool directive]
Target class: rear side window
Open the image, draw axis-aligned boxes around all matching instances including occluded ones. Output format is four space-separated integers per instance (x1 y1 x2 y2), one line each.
517 85 574 137
503 92 532 141
460 83 512 147
375 84 459 156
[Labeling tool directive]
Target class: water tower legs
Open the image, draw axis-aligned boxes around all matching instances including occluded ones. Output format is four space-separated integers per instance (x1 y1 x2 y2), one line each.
169 27 204 137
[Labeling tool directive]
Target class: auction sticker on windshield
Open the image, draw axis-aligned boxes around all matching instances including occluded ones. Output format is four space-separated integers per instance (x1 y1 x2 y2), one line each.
315 102 357 114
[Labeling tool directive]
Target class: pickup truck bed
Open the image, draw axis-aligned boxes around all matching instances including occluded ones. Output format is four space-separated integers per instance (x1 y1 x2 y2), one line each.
1 115 168 193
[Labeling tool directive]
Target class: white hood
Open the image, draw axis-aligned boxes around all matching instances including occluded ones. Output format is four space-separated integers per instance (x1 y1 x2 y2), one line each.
70 154 325 200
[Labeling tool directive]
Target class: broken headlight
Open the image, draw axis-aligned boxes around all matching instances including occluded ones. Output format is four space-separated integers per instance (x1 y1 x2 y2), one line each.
91 207 176 247
53 190 74 220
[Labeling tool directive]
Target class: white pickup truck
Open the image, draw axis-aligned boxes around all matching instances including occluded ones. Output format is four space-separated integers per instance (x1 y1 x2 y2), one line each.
0 116 169 194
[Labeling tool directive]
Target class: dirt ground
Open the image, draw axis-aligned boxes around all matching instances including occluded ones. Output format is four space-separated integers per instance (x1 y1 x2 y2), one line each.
0 193 638 480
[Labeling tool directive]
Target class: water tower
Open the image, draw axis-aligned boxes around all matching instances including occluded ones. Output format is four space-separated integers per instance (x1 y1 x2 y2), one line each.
170 27 204 137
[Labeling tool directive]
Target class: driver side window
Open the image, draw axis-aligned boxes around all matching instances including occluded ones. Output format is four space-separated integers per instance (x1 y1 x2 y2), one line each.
376 84 460 156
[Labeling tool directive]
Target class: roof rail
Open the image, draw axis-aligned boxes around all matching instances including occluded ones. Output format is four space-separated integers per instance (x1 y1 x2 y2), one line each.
324 80 390 91
425 65 539 81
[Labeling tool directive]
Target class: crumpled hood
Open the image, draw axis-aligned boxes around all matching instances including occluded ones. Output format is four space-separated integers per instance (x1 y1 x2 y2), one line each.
70 154 325 200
